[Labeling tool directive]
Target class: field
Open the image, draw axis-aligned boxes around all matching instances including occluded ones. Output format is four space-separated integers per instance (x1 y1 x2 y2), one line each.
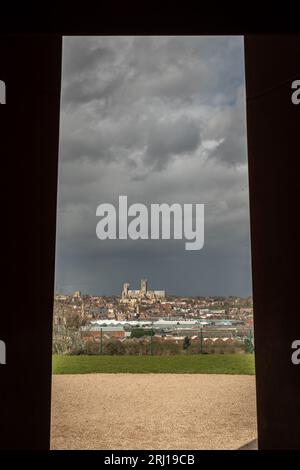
52 354 255 375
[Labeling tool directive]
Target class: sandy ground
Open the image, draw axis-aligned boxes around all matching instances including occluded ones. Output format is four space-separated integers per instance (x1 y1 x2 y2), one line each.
51 374 257 450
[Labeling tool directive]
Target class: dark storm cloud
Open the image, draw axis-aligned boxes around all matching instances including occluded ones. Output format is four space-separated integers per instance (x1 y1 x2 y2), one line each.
145 117 201 170
60 132 114 163
55 36 252 297
212 135 248 167
62 36 115 72
59 36 247 169
62 74 123 107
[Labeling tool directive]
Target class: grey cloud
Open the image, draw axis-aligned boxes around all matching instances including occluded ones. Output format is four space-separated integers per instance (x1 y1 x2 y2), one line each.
62 74 123 107
55 36 252 297
60 133 114 163
204 86 248 166
63 43 114 77
61 36 245 110
145 117 201 170
212 135 247 166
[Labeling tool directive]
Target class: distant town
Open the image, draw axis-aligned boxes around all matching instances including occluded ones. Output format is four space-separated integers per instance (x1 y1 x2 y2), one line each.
53 279 254 355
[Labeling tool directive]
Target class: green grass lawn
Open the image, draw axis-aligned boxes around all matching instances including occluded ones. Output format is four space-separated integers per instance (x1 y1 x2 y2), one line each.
52 354 255 375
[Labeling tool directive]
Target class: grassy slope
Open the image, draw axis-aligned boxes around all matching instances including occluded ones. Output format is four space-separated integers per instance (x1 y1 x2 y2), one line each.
52 354 255 375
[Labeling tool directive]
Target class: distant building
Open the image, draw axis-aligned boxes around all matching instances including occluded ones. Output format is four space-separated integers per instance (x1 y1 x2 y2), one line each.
73 290 82 300
141 279 148 294
121 278 165 302
55 294 68 301
80 325 126 339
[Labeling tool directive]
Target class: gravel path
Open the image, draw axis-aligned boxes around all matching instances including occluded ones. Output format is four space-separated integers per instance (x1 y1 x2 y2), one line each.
51 374 257 450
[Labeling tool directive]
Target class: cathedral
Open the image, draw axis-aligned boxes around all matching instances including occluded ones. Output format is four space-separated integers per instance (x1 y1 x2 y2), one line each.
121 278 165 301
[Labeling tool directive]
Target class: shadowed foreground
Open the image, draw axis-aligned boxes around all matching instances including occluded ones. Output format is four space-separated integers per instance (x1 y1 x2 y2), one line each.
51 374 257 450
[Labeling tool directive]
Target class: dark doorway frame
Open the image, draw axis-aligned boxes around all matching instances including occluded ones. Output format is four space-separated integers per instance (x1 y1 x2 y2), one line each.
0 31 299 450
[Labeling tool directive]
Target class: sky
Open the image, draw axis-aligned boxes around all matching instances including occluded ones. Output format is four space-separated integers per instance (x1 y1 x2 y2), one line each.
55 36 252 297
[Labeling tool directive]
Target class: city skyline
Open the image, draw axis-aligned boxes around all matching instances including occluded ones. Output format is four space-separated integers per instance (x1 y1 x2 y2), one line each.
54 280 252 299
55 36 252 297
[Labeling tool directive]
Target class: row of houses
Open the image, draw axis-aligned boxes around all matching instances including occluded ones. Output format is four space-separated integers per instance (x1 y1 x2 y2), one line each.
80 325 244 345
89 318 245 328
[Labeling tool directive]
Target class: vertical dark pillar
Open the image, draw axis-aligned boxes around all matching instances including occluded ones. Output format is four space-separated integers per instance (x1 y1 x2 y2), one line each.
244 35 300 449
0 35 62 449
